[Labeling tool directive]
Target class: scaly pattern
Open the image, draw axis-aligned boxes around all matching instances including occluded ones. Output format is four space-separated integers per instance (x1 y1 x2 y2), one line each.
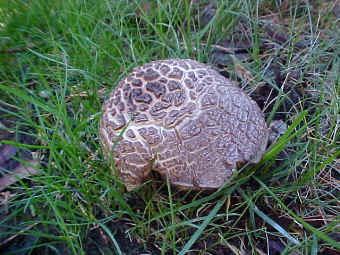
99 59 269 190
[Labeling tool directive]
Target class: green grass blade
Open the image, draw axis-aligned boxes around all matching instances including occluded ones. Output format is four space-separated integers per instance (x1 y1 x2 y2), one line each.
311 234 318 255
254 177 340 250
254 206 300 245
178 200 224 255
262 110 307 163
0 84 56 115
97 222 123 255
238 188 300 245
297 149 340 185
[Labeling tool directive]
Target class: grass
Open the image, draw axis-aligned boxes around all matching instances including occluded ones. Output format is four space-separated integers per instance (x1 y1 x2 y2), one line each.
0 0 339 254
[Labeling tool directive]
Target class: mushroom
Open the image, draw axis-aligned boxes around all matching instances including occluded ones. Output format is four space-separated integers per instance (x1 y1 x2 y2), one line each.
99 59 269 191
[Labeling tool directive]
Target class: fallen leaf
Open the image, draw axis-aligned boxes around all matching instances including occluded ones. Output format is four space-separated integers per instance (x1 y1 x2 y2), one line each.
0 159 39 191
231 56 254 84
135 1 151 16
0 144 17 166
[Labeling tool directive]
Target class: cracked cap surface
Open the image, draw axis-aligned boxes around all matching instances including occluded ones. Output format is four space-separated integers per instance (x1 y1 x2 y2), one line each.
99 59 269 190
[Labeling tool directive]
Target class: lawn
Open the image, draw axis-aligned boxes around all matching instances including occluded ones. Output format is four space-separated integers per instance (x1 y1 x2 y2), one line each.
0 0 339 254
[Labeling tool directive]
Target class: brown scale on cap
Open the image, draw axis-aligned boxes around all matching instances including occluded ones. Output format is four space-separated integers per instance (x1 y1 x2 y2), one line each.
99 59 269 191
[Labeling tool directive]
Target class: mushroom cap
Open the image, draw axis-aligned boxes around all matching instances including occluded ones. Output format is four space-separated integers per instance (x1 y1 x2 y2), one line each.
99 59 269 190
